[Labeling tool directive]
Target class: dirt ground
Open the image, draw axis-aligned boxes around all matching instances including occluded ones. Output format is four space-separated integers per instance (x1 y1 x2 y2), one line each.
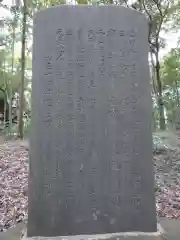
155 131 180 149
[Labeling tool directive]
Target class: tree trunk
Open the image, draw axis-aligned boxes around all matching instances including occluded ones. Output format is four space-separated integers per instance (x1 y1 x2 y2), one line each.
150 50 158 97
158 96 166 130
2 58 7 127
155 44 166 130
18 0 27 139
9 23 16 136
175 79 180 106
4 101 6 126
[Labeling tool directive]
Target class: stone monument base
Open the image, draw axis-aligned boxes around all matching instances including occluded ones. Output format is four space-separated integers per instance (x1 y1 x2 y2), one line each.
21 224 165 240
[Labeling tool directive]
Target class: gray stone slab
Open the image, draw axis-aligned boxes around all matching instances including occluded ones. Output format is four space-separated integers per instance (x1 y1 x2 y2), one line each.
28 5 156 237
23 224 164 239
4 219 180 240
22 236 165 240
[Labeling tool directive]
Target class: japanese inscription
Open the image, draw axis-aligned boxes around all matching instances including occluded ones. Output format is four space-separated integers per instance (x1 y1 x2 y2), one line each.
28 6 156 237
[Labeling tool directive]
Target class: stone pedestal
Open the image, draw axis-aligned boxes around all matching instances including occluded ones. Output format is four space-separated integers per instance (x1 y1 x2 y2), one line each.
22 225 165 240
22 236 165 240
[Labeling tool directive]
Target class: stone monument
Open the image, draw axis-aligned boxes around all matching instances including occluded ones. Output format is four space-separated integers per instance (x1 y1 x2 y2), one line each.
25 5 163 240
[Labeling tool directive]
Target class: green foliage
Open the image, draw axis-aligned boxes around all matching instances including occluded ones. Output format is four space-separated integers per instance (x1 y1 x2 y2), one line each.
154 184 158 193
162 48 180 88
136 0 179 130
159 48 180 126
0 50 29 99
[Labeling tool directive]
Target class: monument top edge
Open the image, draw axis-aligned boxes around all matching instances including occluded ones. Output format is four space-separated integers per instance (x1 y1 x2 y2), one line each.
33 5 148 22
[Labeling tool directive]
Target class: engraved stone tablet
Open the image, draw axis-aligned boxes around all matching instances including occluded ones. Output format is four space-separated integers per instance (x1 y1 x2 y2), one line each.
28 5 157 237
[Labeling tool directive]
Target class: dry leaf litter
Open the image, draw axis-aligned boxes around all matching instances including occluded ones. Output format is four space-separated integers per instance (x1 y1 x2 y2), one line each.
0 141 28 232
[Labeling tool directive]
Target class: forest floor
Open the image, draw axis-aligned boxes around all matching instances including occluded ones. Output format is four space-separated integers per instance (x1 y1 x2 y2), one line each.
154 131 180 219
0 132 180 232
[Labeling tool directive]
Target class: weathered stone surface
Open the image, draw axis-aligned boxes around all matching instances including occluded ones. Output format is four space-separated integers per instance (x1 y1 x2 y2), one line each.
23 237 165 240
5 218 180 240
23 224 164 239
28 5 156 237
22 233 165 240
